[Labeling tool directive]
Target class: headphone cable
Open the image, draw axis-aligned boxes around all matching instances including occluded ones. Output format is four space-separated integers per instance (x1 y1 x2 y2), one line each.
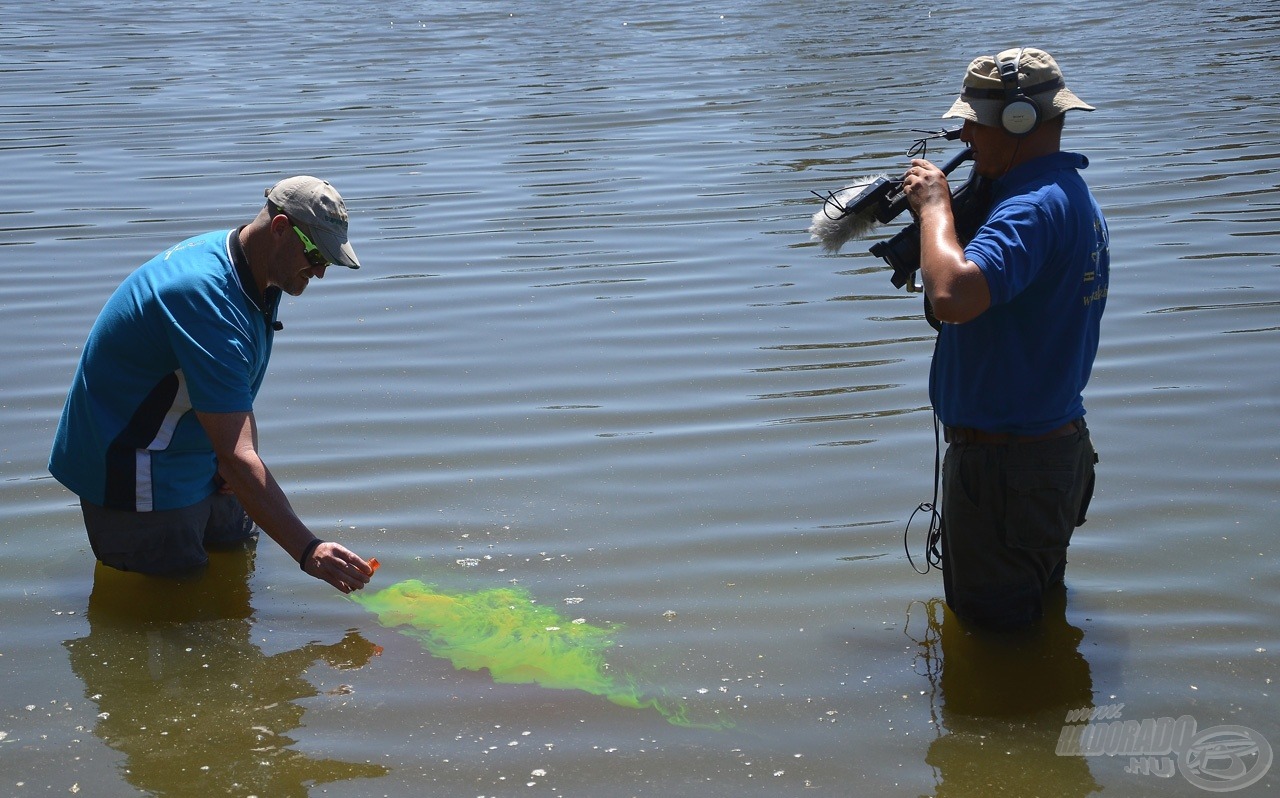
905 413 944 575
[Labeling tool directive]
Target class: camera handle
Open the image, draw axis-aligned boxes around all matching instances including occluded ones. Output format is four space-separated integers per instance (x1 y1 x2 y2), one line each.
874 147 974 226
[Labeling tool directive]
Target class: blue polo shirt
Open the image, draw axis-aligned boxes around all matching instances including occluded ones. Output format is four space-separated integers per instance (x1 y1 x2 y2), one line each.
50 229 280 511
929 152 1109 435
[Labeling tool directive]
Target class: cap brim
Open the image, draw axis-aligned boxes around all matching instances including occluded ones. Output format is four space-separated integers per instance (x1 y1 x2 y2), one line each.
313 229 361 269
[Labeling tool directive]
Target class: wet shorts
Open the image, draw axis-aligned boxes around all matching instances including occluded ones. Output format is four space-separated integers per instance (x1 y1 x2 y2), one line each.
80 493 259 575
940 420 1097 630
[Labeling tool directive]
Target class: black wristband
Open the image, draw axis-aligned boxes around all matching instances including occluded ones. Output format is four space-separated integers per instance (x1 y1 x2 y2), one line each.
299 538 324 571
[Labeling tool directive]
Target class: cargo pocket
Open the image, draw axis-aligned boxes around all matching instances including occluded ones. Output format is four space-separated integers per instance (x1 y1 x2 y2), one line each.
1004 467 1077 551
1075 447 1099 526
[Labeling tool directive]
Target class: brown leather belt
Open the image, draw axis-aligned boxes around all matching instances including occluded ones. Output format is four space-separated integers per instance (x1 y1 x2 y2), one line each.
943 418 1083 445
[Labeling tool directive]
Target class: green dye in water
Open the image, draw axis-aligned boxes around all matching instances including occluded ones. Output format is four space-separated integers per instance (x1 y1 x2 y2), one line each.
351 579 728 729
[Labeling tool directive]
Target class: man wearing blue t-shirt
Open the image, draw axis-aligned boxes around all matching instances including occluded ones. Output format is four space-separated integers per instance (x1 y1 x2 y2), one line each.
902 48 1108 629
50 176 375 594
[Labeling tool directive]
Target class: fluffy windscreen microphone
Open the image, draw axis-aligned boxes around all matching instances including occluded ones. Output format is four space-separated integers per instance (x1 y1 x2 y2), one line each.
808 142 973 256
808 174 893 254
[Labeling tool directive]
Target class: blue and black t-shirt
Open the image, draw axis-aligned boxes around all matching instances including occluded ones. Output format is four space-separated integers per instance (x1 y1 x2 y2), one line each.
50 229 279 511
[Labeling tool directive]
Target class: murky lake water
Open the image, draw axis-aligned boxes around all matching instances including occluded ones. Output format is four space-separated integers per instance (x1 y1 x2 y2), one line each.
2 1 1278 795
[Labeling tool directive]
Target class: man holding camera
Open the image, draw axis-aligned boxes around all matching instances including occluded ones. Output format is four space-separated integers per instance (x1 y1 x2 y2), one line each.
901 48 1109 630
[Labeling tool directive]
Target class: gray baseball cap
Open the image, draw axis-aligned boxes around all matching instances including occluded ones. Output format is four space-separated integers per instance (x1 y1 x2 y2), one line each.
265 176 361 269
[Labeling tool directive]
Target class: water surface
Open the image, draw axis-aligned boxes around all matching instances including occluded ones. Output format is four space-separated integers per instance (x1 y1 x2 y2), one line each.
2 1 1278 795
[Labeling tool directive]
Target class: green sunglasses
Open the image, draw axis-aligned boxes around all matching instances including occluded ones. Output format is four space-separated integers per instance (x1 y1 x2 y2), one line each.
291 224 330 270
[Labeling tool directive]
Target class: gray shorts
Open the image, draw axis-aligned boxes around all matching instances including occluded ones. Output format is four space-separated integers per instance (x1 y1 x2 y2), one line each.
80 493 259 575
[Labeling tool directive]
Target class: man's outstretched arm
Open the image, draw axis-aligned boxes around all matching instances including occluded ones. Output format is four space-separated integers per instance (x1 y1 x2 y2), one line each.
197 409 373 593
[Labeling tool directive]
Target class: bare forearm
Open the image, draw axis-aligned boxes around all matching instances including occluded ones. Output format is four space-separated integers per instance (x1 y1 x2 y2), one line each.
903 158 992 324
216 448 314 561
196 409 373 593
921 206 977 325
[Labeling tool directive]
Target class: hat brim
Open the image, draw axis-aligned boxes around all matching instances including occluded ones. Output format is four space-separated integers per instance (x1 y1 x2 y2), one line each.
313 229 361 269
943 96 998 127
944 87 1095 128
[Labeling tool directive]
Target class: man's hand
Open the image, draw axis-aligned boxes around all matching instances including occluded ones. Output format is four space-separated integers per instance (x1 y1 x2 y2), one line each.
902 158 952 215
898 158 992 323
300 540 375 594
197 409 374 595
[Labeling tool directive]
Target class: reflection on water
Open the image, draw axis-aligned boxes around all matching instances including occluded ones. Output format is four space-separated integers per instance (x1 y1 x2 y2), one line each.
64 553 386 797
907 593 1099 797
3 0 1279 794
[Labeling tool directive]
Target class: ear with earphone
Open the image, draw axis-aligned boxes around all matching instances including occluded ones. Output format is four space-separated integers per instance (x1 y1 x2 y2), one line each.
998 47 1042 137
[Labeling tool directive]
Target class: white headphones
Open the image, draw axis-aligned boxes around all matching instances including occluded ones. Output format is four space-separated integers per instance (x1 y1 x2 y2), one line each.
998 47 1042 137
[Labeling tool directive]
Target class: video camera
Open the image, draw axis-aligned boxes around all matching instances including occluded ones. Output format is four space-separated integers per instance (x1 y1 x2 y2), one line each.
869 149 988 291
809 129 993 293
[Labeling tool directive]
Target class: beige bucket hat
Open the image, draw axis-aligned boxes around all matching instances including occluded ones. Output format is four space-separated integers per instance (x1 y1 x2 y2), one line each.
944 47 1094 129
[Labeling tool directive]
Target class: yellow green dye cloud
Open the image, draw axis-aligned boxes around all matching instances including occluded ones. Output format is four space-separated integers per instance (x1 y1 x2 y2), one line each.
351 579 727 729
